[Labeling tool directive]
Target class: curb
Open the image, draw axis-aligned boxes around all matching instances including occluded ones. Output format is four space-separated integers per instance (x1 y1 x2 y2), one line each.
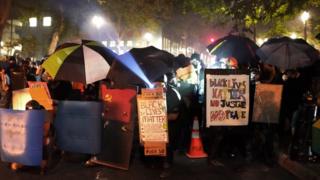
278 153 320 180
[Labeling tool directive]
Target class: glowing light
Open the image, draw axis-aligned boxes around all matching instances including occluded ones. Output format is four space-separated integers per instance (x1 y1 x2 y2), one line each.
0 41 3 46
144 32 153 42
101 41 107 46
118 53 153 88
110 40 116 47
43 16 52 27
119 40 124 47
91 15 105 29
29 17 37 27
210 38 215 42
300 11 310 23
14 44 22 51
127 41 133 47
257 38 264 46
290 32 297 39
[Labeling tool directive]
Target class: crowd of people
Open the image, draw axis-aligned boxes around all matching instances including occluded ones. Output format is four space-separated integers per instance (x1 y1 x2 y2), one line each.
0 53 319 178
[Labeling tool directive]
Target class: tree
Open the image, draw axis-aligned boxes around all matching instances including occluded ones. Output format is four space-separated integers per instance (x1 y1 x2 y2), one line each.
183 0 318 41
0 0 12 52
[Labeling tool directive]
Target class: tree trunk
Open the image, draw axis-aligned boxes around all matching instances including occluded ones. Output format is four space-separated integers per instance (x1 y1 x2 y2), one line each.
47 4 64 55
0 0 12 54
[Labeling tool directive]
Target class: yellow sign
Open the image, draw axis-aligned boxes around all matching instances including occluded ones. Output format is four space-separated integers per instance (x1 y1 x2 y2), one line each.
28 82 53 110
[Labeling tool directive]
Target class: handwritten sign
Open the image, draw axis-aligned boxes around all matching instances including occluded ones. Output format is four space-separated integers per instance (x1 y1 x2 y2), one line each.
141 87 165 98
0 109 45 166
28 81 53 110
206 71 249 127
137 97 168 143
12 88 32 110
252 83 283 123
144 142 166 156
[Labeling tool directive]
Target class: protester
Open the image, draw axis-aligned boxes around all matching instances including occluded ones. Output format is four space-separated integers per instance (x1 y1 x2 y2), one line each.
0 67 11 108
10 100 48 174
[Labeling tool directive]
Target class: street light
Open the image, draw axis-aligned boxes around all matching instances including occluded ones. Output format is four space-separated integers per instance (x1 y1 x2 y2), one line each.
300 11 310 41
290 32 297 39
91 15 105 29
144 32 153 46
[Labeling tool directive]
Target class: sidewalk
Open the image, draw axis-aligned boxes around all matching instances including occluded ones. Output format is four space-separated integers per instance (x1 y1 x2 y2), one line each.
278 153 320 180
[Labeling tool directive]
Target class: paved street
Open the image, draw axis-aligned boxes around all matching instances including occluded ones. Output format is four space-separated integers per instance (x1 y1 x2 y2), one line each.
0 152 297 180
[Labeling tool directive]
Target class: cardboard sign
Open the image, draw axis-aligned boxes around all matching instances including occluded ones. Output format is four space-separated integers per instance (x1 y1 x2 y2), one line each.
205 69 250 127
137 87 168 156
12 88 32 110
141 87 165 99
28 81 53 110
0 109 45 166
144 142 166 156
176 64 193 81
252 83 283 123
137 96 168 143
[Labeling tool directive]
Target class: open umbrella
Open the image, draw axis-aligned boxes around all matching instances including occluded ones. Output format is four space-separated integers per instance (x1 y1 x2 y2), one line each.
43 40 117 84
107 46 176 88
257 36 320 70
207 35 259 66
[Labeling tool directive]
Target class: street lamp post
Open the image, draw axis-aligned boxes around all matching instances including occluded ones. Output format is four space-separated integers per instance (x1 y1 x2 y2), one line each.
91 15 105 40
300 11 310 41
144 32 153 46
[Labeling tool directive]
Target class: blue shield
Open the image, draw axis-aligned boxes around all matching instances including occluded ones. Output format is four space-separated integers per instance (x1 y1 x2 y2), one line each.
0 109 45 166
54 101 102 154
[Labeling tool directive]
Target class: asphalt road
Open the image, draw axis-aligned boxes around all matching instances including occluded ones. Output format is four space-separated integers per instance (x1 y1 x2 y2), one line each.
0 152 297 180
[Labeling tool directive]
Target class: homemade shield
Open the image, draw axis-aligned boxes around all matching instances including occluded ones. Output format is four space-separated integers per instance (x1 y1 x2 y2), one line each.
54 101 103 154
0 109 45 166
43 40 116 84
252 83 283 123
92 85 137 170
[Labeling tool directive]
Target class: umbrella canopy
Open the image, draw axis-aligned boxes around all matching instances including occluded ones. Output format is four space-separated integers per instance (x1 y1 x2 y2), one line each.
107 46 176 88
257 36 320 70
43 40 116 84
207 35 259 65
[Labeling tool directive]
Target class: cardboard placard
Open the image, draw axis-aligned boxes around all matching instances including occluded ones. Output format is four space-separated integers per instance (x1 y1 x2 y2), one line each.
141 87 165 98
12 88 32 110
28 81 53 110
137 96 168 143
252 83 283 123
137 87 168 156
144 142 166 156
205 69 250 127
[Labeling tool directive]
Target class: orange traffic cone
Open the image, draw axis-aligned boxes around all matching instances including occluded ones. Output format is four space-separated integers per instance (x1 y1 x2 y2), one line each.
186 116 207 158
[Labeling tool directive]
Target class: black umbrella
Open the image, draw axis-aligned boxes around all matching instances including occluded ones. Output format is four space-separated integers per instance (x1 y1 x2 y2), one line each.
207 35 259 66
107 46 176 88
257 36 320 70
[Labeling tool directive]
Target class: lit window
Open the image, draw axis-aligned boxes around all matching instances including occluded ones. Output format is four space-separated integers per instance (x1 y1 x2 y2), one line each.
43 16 52 27
29 17 37 27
